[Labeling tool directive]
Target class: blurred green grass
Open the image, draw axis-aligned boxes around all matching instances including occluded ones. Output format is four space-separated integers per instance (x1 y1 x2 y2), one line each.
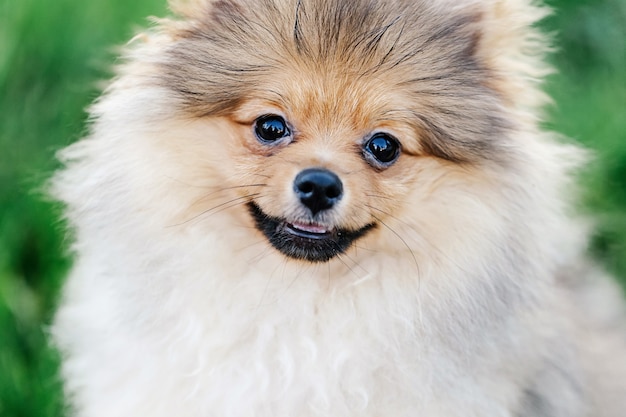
0 0 624 416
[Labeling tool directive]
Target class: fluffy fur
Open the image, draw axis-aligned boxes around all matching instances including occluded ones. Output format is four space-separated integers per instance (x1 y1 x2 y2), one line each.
52 0 626 416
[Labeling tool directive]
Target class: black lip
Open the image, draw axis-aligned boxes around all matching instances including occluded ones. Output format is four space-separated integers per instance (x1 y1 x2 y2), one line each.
247 202 376 263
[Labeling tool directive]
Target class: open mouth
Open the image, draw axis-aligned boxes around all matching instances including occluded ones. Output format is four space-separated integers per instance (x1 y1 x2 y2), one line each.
247 202 375 263
285 221 332 239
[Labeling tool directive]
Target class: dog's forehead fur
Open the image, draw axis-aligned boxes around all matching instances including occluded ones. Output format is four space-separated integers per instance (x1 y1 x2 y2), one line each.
161 0 514 163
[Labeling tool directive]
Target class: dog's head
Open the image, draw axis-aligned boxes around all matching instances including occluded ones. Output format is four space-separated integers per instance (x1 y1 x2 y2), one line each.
58 0 566 270
162 0 555 264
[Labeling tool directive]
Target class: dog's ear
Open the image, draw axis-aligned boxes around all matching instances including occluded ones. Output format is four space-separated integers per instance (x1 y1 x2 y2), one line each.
473 0 553 116
168 0 207 14
168 0 227 18
166 0 249 33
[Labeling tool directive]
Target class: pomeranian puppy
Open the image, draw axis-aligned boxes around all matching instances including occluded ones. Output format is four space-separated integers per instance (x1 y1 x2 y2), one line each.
51 0 626 416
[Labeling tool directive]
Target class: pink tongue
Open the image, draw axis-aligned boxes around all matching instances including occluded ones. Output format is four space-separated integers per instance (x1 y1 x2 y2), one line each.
292 221 328 234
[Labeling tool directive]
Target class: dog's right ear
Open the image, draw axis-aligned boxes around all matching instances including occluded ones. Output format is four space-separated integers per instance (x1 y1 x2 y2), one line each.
167 0 246 26
168 0 210 17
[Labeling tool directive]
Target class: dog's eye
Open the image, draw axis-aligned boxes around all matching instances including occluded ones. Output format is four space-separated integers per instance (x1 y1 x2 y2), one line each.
363 133 401 167
254 115 290 143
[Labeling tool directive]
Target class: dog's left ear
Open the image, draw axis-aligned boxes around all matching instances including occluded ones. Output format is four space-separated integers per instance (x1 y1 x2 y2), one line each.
473 0 553 114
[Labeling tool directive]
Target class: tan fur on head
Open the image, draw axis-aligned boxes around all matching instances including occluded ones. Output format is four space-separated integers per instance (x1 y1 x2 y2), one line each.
52 1 626 416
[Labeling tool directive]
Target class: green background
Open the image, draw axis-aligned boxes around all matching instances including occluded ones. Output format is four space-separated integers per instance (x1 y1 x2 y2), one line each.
1 0 624 415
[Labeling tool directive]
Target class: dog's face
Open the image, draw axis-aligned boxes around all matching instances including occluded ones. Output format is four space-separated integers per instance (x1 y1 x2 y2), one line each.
223 74 416 262
105 0 550 267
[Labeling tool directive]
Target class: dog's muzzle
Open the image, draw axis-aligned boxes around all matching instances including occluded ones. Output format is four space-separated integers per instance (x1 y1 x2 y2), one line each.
247 168 374 262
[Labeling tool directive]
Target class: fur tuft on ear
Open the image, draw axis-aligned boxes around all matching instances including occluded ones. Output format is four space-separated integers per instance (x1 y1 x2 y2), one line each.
474 0 553 121
168 0 211 17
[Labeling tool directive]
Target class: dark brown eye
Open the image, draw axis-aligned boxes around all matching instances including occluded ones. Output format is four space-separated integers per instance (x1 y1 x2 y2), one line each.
254 115 290 143
363 133 401 167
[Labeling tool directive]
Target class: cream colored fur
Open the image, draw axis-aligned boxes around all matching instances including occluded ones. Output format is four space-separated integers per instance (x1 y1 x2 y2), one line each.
52 0 626 416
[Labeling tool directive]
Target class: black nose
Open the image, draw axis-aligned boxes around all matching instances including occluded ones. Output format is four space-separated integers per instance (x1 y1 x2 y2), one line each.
293 168 343 216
